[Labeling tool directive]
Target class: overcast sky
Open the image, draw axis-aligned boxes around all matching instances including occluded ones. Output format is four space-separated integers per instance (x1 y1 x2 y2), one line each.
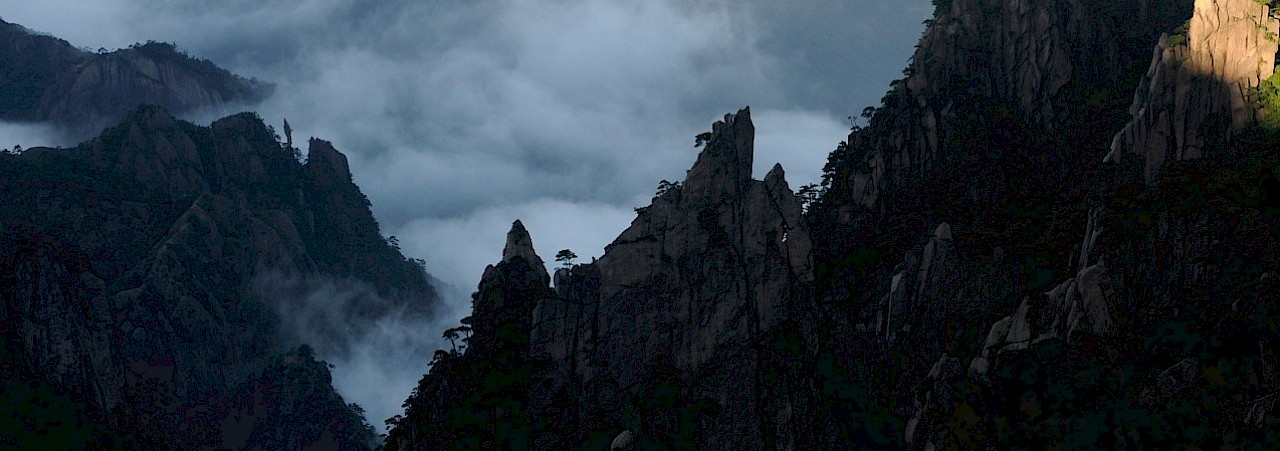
1 0 931 426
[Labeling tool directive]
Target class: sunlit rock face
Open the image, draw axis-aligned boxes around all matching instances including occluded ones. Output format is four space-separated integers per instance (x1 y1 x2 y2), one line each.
1108 0 1280 183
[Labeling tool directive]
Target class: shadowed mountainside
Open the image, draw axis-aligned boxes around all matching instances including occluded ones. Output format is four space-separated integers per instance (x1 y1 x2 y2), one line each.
0 105 436 449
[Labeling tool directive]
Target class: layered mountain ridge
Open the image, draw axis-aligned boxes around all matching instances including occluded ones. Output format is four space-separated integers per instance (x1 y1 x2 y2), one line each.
1 18 271 138
0 105 438 449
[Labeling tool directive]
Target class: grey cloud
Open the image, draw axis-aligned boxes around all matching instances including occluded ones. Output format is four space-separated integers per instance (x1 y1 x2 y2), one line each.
1 0 930 221
0 122 71 149
252 271 463 428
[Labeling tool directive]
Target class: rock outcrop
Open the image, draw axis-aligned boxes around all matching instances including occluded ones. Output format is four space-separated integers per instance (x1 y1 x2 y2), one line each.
1108 0 1280 182
0 20 271 137
528 107 815 449
389 108 817 449
533 107 813 373
0 106 436 448
968 207 1116 380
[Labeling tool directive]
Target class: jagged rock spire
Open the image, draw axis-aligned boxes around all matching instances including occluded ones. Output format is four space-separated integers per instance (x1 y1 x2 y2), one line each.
502 219 546 270
683 107 753 201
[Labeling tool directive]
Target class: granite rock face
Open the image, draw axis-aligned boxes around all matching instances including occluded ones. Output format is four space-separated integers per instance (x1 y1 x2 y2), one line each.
0 106 435 449
805 0 1280 448
1108 0 1280 182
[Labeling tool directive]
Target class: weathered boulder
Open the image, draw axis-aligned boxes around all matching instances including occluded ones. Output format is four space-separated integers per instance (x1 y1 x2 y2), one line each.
610 430 637 450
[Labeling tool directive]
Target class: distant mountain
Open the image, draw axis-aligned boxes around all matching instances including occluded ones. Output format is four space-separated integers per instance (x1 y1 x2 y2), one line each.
0 106 438 449
0 18 271 137
386 0 1280 449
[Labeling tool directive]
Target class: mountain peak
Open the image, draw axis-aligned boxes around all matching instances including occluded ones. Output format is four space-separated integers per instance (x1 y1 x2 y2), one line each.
683 106 753 201
502 219 545 270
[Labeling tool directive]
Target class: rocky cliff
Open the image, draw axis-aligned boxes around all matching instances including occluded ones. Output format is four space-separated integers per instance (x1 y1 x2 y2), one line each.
0 105 436 449
812 0 1280 448
1108 0 1280 182
0 19 271 137
388 108 819 449
530 108 815 449
825 0 1191 210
